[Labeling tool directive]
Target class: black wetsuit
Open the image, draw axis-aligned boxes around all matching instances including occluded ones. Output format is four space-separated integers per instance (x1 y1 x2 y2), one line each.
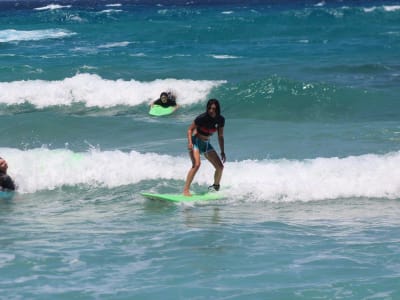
0 171 15 191
153 97 177 108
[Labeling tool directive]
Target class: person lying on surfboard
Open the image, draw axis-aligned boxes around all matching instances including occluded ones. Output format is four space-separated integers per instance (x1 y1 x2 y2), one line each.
183 98 225 196
151 92 178 110
0 157 16 191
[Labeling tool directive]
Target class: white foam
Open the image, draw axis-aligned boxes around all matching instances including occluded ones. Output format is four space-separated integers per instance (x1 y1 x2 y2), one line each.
99 9 123 14
383 5 400 12
209 54 240 59
364 5 400 13
0 73 226 108
129 53 146 57
0 29 76 43
98 41 131 48
363 7 377 13
2 147 400 201
106 4 122 7
34 4 71 10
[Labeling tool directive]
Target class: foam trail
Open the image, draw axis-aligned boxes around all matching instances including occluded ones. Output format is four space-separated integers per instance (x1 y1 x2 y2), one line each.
0 29 75 43
98 41 131 48
2 147 400 201
34 4 71 10
0 74 225 108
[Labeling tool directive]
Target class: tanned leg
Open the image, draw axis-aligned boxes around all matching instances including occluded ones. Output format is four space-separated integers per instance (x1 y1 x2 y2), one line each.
183 149 201 196
205 150 224 186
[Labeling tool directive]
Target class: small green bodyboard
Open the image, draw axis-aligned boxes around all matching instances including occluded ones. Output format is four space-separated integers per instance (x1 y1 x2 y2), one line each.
141 192 223 202
149 105 175 116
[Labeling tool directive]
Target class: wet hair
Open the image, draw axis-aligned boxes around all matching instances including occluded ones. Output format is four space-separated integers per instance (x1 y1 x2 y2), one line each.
160 92 168 98
167 92 176 101
206 98 221 116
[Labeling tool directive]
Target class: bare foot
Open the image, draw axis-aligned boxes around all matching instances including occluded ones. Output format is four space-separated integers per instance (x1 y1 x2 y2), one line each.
183 190 192 197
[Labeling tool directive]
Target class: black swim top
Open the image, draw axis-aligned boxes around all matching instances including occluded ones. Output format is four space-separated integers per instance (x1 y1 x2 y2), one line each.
194 112 225 137
153 97 176 108
0 172 15 191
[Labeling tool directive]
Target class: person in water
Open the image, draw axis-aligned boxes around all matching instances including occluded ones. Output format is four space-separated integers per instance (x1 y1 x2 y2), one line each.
151 92 178 110
183 98 225 196
0 157 15 191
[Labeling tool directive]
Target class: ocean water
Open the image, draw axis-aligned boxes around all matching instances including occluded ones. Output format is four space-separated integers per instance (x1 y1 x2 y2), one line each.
1 0 400 298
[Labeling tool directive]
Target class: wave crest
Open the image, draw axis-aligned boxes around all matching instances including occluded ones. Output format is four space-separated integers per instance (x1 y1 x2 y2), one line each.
0 74 225 108
2 147 400 201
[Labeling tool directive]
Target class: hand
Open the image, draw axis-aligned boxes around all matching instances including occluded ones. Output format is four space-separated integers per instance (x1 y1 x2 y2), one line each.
0 159 8 173
188 143 193 151
220 152 226 163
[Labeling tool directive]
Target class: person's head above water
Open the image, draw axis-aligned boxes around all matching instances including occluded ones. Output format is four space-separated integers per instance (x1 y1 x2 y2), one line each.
160 92 168 103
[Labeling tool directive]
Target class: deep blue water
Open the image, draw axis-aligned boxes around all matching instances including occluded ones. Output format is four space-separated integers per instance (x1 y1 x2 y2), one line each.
1 1 400 299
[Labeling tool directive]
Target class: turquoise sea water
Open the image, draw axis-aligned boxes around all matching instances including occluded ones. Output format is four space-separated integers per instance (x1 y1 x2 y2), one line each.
1 1 400 298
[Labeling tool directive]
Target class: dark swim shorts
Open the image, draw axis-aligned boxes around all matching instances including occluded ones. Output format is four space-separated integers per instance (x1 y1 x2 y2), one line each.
191 135 214 154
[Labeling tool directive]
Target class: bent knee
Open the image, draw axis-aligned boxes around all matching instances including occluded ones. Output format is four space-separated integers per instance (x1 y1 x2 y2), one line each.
214 162 224 172
192 162 201 170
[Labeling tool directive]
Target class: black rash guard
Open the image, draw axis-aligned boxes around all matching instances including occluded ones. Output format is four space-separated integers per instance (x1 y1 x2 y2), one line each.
0 172 15 191
153 98 176 108
194 112 225 137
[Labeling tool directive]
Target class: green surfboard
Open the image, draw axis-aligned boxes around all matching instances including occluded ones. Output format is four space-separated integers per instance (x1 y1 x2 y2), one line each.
149 105 175 116
141 192 223 202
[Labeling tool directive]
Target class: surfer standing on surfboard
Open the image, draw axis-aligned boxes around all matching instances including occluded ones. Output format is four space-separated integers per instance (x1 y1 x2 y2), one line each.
183 99 225 196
